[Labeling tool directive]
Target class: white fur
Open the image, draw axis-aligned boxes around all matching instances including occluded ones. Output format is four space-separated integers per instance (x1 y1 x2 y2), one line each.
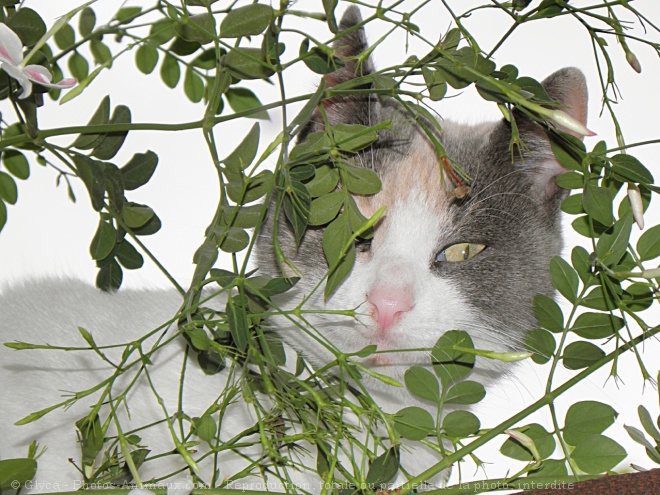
0 192 493 494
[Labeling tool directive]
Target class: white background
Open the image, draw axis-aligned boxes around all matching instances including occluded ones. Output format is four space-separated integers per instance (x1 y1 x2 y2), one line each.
2 0 660 488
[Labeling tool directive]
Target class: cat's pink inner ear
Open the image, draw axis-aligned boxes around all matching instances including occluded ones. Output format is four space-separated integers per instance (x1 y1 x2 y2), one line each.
541 67 589 139
537 159 567 199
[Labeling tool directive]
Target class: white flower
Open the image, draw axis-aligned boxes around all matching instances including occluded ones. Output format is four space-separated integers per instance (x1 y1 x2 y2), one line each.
0 23 76 99
627 183 645 230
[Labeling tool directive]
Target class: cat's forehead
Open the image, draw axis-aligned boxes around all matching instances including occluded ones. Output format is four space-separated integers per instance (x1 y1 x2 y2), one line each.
354 132 449 219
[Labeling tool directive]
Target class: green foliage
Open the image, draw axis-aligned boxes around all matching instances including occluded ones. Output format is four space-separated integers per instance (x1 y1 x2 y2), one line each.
1 0 659 491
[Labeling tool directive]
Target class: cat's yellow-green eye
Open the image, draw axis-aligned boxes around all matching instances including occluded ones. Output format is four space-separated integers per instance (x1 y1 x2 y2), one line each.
435 243 487 263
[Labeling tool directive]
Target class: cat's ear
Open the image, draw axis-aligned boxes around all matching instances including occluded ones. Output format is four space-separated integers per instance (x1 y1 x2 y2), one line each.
299 6 377 137
517 67 589 200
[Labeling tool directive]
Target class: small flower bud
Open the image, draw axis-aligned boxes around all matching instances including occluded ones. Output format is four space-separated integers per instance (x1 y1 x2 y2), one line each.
505 429 541 462
545 109 596 137
641 268 660 279
626 49 642 73
627 183 645 230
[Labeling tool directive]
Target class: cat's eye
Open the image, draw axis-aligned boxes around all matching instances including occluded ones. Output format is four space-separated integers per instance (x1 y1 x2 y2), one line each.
435 243 486 263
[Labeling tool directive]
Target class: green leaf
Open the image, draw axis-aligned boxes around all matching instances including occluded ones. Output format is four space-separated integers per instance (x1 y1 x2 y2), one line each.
500 424 555 461
223 47 274 80
563 401 618 446
555 171 583 190
435 47 495 90
91 105 131 160
283 181 311 245
299 39 345 75
549 132 583 170
309 191 344 226
562 341 605 370
136 43 159 74
150 18 176 45
79 7 96 37
72 155 105 211
246 276 299 298
7 8 46 46
333 123 379 152
394 406 435 441
571 435 626 474
524 328 556 364
226 87 269 120
3 150 30 180
570 312 623 340
0 200 6 232
75 414 103 466
116 240 143 270
221 204 264 229
177 13 215 45
160 53 181 88
90 220 116 260
442 410 480 438
637 225 660 261
121 151 158 191
226 170 273 204
322 0 338 33
366 448 399 487
123 205 154 229
595 213 633 267
610 154 654 184
220 4 273 38
583 184 614 226
54 22 75 50
223 123 260 176
580 286 616 312
639 405 660 443
0 172 18 204
96 259 123 292
342 163 382 195
560 194 583 215
404 366 440 402
90 39 112 67
571 245 592 283
532 294 564 333
306 165 339 198
323 213 355 299
549 256 579 303
527 459 568 478
422 67 448 101
68 51 89 81
572 215 608 238
218 226 249 253
444 380 486 405
0 458 37 491
72 95 110 150
226 296 249 351
289 164 315 181
432 330 476 387
192 415 217 442
183 68 205 103
116 7 142 23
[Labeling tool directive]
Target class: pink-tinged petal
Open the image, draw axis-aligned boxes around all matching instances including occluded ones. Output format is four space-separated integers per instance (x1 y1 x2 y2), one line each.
47 77 77 89
0 23 24 65
25 64 76 90
1 61 32 98
24 64 52 84
628 184 645 230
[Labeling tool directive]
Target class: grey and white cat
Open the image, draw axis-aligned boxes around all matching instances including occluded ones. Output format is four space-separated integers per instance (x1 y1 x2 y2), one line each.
0 7 588 494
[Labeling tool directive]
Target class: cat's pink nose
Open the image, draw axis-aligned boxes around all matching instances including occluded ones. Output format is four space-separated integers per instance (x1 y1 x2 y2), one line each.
367 288 414 332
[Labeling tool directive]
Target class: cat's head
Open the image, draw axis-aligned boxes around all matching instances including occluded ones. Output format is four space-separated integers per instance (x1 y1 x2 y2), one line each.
257 7 588 386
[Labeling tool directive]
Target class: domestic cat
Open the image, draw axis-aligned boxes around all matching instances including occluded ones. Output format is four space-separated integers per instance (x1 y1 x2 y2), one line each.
0 6 588 494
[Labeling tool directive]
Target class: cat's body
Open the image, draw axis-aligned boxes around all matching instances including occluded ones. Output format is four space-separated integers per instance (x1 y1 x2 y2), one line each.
0 7 588 494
